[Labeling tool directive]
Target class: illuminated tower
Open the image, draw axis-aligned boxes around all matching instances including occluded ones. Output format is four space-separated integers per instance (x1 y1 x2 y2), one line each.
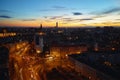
34 24 44 54
34 34 44 53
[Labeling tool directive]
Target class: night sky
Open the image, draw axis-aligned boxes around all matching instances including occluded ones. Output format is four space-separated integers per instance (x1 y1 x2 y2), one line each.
0 0 120 27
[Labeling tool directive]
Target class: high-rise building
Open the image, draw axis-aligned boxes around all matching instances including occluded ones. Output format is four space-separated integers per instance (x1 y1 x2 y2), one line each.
40 24 42 29
34 25 44 53
56 22 58 28
34 34 44 53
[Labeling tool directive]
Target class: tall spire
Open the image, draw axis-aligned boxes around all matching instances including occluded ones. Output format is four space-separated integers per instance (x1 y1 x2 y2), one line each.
40 24 42 29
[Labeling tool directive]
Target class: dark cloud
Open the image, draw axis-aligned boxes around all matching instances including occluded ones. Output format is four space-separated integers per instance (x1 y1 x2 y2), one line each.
45 20 53 22
0 10 13 19
63 18 74 22
40 6 76 12
80 18 93 21
21 19 36 21
0 15 12 18
40 8 68 12
65 19 74 22
39 9 53 12
44 16 48 19
0 10 12 13
91 7 120 15
89 7 120 19
50 16 63 20
90 7 120 19
63 18 80 22
63 18 72 20
52 6 66 9
93 15 105 19
39 6 67 12
44 15 66 20
63 17 93 22
73 12 82 15
103 7 120 14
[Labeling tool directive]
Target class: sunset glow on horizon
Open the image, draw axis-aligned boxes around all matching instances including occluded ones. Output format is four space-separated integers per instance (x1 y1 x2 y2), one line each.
0 0 120 27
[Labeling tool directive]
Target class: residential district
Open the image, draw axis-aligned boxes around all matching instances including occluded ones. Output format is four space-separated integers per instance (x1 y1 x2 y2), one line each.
0 25 120 80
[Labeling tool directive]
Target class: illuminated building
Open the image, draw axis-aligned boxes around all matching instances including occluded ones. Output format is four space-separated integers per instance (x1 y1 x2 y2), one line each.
50 44 88 58
34 24 44 53
34 34 44 53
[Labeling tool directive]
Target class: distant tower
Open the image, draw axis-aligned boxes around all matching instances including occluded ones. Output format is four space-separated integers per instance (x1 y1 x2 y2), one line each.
56 22 58 28
40 24 42 29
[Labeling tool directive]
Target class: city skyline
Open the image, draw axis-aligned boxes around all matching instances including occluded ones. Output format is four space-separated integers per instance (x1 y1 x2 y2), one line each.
0 0 120 27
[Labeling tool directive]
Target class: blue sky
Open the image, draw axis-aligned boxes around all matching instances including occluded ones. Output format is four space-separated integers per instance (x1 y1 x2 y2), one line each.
0 0 120 27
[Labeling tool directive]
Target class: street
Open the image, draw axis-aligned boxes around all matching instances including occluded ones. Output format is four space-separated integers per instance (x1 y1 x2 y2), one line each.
9 41 88 80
